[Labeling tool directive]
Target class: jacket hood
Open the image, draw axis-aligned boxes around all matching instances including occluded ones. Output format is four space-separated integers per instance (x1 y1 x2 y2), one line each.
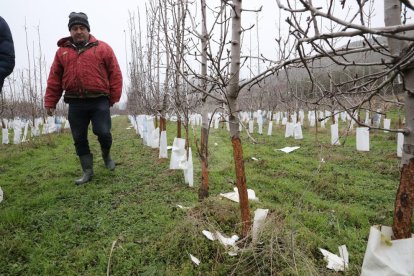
57 34 97 47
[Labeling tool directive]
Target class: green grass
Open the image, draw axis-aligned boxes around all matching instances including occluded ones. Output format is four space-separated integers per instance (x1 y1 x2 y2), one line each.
0 115 410 275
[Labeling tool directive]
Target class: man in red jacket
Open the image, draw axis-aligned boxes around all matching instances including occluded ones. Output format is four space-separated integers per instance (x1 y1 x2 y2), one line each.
44 12 123 185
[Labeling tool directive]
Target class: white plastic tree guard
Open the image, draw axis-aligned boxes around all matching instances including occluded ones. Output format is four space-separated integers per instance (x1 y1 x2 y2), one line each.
182 148 193 187
397 133 404 158
252 208 269 244
331 124 340 145
21 122 29 142
248 120 254 134
294 123 303 140
2 128 8 144
214 117 219 129
47 116 57 133
383 118 391 133
309 112 316 127
364 111 370 126
257 115 263 135
321 118 326 129
356 127 370 152
150 127 160 149
144 116 155 147
13 128 21 145
169 137 186 170
267 121 273 136
285 122 294 138
159 131 168 159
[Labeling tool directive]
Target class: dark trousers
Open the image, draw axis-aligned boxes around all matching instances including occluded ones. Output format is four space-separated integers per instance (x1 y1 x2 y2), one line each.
68 97 112 156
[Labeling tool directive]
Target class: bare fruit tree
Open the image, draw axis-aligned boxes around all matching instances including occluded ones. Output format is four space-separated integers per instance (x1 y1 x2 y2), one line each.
276 0 414 239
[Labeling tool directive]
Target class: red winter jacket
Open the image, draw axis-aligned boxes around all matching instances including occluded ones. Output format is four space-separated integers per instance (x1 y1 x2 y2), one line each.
44 35 122 108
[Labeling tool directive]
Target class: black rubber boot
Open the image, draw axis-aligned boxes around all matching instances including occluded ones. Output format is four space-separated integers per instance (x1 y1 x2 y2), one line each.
75 154 94 185
102 148 115 170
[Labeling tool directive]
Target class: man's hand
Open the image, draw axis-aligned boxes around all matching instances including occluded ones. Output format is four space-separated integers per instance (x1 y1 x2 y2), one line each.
46 108 55 116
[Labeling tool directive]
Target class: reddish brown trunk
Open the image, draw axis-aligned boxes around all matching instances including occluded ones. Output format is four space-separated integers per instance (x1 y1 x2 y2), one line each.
231 137 251 237
198 127 209 201
159 117 166 134
315 108 318 141
392 158 414 239
159 118 163 135
199 160 209 201
177 119 182 138
155 116 158 129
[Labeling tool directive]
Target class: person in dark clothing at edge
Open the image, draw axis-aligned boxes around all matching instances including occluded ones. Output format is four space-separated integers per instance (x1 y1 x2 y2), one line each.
44 12 123 185
0 16 15 94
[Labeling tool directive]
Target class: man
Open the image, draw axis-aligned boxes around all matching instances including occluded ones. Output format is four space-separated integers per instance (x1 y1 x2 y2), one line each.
44 12 122 185
0 16 15 94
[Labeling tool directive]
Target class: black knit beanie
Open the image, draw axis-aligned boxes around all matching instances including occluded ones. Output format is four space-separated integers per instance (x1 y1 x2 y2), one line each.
68 12 90 32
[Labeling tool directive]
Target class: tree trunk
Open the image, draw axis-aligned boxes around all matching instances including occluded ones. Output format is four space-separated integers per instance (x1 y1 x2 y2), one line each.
177 119 182 138
227 0 251 237
393 85 414 239
199 126 209 200
198 0 209 201
385 0 414 239
231 135 251 237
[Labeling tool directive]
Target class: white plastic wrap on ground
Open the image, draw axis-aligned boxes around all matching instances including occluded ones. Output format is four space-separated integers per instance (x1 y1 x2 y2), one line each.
220 187 258 202
361 225 414 276
277 146 300 153
319 245 349 272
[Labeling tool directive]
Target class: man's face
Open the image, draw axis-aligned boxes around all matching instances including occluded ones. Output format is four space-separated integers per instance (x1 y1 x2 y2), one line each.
70 25 89 44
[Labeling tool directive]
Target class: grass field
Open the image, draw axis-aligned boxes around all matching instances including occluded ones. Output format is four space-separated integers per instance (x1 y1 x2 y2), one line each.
0 114 409 275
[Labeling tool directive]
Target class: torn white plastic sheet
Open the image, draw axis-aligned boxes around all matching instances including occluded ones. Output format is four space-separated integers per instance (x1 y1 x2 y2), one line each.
217 232 239 256
202 230 216 241
220 187 258 203
277 146 300 153
176 204 191 210
319 245 349 272
0 187 3 203
216 231 239 247
202 230 239 256
361 225 414 276
189 254 200 266
252 209 269 243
